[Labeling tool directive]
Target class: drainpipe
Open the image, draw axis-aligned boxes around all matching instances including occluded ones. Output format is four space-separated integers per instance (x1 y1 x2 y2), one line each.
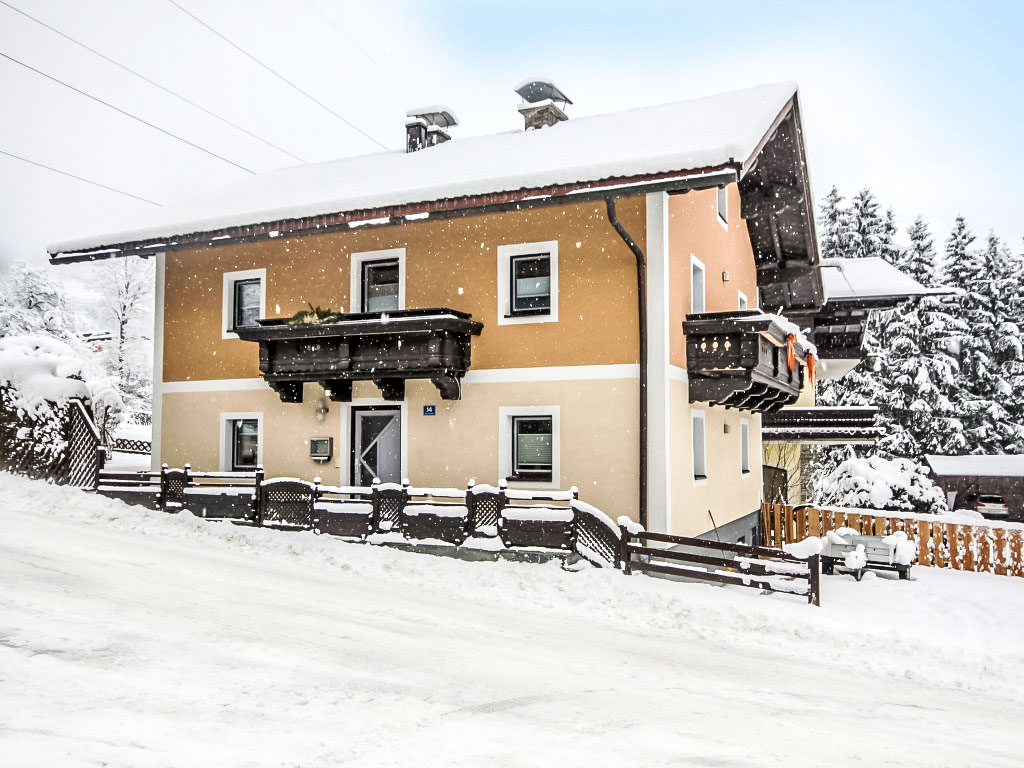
605 196 648 530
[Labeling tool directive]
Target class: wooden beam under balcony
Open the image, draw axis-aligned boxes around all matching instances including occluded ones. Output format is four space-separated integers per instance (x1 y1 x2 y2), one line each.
234 308 483 402
683 310 812 413
762 406 883 444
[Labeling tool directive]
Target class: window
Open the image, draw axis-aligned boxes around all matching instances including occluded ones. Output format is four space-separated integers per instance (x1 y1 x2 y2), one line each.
498 406 560 486
361 259 400 312
740 418 750 474
716 185 728 226
510 254 551 315
738 290 748 310
222 268 266 339
497 240 559 325
511 416 553 481
692 410 707 482
350 248 406 313
233 279 261 330
232 418 259 471
220 412 262 471
690 255 706 314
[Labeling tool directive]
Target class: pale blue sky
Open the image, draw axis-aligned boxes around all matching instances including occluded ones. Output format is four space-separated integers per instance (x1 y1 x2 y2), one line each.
0 0 1021 282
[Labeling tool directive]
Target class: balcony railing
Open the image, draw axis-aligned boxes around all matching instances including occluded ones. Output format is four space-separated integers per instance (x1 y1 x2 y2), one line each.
234 308 483 402
683 310 814 413
761 406 882 444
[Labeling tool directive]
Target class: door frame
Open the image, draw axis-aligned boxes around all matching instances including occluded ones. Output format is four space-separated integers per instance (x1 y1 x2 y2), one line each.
341 399 408 486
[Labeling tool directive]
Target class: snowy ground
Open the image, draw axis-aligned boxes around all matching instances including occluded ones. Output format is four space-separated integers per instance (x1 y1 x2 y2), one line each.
2 472 1023 767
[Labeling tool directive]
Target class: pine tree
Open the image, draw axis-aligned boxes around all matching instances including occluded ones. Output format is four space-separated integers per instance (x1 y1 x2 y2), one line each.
0 261 79 341
818 186 852 259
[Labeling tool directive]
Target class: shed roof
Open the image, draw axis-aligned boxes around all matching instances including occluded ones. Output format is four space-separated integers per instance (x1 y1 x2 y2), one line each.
49 82 798 258
820 258 951 304
925 455 1024 478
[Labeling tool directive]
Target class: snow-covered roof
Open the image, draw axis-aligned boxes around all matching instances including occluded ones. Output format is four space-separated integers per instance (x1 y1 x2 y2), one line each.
820 258 950 303
49 82 798 256
926 454 1024 478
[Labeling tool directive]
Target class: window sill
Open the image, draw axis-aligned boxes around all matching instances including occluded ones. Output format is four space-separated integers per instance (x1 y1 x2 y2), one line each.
506 473 553 484
693 475 708 487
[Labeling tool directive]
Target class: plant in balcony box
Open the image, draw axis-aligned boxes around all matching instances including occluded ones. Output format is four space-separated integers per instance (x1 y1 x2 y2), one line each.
287 303 343 325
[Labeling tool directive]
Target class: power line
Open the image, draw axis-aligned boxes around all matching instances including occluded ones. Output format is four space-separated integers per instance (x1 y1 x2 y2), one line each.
0 148 161 205
0 51 256 176
0 0 307 164
167 0 389 151
303 0 422 105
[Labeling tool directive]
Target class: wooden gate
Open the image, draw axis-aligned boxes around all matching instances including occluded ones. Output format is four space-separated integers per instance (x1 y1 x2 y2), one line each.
64 398 105 489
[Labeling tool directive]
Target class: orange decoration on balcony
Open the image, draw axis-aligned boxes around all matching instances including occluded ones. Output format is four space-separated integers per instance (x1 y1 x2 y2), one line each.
786 333 796 372
807 353 815 383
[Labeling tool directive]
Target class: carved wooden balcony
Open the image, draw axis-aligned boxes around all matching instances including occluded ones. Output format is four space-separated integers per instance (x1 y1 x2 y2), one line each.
234 308 483 403
683 310 814 413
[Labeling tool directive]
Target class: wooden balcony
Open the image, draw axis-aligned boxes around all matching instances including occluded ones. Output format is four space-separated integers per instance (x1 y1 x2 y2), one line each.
683 310 813 413
762 406 882 444
234 308 483 402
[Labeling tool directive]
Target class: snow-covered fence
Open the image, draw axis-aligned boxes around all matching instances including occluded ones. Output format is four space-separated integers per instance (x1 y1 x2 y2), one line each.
620 527 820 605
762 502 1024 578
110 437 152 455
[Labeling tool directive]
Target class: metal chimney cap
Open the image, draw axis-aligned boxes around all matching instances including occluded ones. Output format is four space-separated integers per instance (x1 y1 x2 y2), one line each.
404 106 458 128
514 78 572 106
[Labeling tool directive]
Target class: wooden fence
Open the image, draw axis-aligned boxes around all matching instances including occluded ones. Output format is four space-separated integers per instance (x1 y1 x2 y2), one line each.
620 528 819 605
762 502 1024 578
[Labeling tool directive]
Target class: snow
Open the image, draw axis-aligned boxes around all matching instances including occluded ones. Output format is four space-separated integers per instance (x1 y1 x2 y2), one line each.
782 536 823 559
49 83 797 256
844 544 868 570
501 506 574 523
926 453 1024 477
820 257 953 302
617 515 645 535
827 530 850 546
403 504 468 518
3 472 1024 765
0 335 90 417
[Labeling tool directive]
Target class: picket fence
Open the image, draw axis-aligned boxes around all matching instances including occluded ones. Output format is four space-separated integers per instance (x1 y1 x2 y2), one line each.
762 502 1024 578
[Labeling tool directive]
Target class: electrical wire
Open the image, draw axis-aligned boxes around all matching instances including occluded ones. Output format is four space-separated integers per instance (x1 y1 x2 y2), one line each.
166 0 389 151
0 50 255 174
0 0 307 163
303 0 422 105
0 148 161 205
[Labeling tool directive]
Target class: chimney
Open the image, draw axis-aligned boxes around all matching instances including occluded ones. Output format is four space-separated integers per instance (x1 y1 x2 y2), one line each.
514 78 572 130
405 107 458 153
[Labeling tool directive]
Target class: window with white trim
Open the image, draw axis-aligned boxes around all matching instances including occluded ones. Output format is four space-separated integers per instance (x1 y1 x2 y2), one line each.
716 185 728 225
222 268 266 338
498 405 560 486
692 410 707 481
738 290 748 310
350 248 406 313
740 418 750 474
690 256 706 314
219 412 263 471
497 241 559 325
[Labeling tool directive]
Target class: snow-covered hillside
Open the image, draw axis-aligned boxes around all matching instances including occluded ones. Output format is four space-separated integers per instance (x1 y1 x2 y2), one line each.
2 472 1023 767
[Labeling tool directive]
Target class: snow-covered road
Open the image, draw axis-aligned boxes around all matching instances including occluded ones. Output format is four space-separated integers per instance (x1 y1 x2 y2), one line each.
2 473 1022 767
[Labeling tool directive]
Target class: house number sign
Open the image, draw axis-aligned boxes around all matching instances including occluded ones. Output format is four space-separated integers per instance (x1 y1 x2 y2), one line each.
423 405 436 416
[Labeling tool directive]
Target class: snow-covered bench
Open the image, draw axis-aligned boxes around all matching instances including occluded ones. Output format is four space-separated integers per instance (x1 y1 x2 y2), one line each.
821 529 916 581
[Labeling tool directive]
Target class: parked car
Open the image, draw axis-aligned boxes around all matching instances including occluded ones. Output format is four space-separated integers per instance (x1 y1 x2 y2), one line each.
976 495 1010 520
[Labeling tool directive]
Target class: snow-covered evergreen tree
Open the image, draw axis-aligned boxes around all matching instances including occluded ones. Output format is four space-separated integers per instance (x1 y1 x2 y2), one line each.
818 186 852 260
0 261 79 341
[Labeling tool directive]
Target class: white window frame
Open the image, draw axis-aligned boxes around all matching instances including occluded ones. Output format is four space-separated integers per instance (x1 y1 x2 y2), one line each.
497 240 559 325
716 185 729 229
691 409 707 485
690 255 706 314
350 248 406 313
740 417 750 475
221 268 266 339
219 411 263 472
738 290 748 310
498 405 560 488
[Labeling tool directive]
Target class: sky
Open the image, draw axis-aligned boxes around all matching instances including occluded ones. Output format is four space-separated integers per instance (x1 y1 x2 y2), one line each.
1 0 1022 289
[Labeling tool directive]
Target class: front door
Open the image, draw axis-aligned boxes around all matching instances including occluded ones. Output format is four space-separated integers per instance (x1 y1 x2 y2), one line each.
352 407 401 486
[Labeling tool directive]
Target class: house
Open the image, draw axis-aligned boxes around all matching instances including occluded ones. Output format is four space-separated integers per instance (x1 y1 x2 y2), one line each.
925 454 1024 519
50 80 830 542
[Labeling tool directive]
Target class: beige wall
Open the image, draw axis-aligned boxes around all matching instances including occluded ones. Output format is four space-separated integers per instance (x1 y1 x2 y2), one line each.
668 379 762 536
160 376 639 520
162 198 645 383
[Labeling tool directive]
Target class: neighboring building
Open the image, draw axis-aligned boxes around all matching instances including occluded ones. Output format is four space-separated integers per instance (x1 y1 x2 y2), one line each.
925 455 1024 519
760 256 947 503
50 80 828 541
